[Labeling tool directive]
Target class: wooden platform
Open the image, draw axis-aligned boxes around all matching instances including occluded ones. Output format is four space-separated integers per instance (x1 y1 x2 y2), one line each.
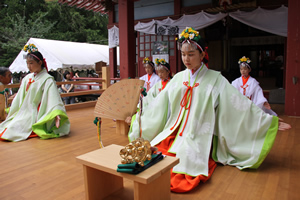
0 105 299 200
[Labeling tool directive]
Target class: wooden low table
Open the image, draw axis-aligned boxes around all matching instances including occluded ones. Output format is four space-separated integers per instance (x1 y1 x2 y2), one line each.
77 144 179 200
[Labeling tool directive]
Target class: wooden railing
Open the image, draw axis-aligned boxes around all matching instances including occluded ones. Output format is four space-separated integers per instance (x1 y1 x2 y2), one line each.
1 66 130 134
4 66 120 111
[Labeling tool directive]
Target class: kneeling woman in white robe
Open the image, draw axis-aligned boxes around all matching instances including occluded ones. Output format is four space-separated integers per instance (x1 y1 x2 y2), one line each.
128 27 290 193
143 58 173 108
232 56 277 116
0 44 70 142
139 57 161 92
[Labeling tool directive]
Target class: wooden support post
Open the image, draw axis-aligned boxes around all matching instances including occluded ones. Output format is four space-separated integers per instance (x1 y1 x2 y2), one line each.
119 0 136 79
102 66 110 90
82 165 123 200
116 120 129 135
0 85 6 121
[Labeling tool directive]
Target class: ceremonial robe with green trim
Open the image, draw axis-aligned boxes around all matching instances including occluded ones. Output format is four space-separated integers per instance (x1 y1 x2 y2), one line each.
0 69 70 142
143 80 169 109
128 65 278 177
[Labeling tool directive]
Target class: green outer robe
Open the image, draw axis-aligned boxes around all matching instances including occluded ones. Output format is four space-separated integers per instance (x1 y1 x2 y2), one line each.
143 80 170 109
128 65 278 177
0 69 70 142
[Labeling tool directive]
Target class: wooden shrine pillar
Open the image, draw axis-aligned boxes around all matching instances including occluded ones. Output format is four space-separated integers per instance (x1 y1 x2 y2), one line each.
108 9 118 79
285 0 300 116
109 48 118 79
118 0 136 79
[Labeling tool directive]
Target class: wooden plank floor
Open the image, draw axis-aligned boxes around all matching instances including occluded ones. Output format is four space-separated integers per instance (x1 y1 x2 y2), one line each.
0 104 299 200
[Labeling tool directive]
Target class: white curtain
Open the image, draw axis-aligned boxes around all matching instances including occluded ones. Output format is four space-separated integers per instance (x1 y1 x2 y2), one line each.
108 25 119 48
229 6 288 37
108 6 288 47
134 11 227 35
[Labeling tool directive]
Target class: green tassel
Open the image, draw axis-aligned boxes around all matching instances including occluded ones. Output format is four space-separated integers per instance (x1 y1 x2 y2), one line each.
141 87 147 97
0 88 9 95
93 117 99 125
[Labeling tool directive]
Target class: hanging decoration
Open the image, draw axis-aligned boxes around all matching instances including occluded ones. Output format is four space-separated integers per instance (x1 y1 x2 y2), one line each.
219 0 232 11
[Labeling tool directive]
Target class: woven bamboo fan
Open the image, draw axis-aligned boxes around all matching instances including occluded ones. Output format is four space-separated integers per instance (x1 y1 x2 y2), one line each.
94 79 145 120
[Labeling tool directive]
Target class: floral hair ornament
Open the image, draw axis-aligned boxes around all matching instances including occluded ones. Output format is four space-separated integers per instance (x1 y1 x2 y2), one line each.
23 43 49 72
155 58 170 72
143 57 154 68
143 57 150 64
23 43 41 62
155 58 166 65
238 56 251 69
177 27 203 52
23 43 38 53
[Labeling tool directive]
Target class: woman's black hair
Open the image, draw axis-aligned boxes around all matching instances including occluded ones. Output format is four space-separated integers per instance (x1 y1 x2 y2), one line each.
193 38 209 65
178 37 209 66
156 62 173 79
26 51 45 69
199 38 209 65
148 61 155 68
144 61 156 74
163 63 173 79
63 70 71 79
0 67 10 76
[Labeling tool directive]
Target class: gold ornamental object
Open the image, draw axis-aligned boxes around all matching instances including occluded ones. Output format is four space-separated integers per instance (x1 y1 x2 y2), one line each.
119 86 152 167
119 137 152 166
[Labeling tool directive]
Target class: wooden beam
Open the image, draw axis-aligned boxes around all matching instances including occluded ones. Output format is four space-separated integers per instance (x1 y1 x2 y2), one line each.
64 100 97 111
57 80 104 86
60 89 104 97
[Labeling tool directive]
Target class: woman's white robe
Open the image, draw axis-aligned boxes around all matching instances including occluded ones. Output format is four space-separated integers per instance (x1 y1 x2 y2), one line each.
0 69 70 142
139 73 161 92
129 65 278 177
232 76 277 116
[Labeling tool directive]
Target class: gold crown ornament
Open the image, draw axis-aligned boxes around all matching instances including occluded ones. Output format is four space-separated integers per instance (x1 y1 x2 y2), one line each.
119 85 152 167
119 137 152 166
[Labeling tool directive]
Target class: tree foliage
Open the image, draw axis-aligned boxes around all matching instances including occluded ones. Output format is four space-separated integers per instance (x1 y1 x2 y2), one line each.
0 0 108 67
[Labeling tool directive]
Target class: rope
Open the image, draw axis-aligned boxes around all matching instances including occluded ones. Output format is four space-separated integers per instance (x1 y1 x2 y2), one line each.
94 117 104 148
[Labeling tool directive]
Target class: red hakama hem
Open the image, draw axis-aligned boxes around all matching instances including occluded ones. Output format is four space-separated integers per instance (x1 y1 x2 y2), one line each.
155 131 217 193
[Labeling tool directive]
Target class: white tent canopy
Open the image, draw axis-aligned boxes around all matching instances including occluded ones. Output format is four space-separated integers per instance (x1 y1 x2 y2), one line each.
10 38 119 73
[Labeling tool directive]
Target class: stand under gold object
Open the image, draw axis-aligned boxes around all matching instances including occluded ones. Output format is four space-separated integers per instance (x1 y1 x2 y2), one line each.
76 144 179 200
